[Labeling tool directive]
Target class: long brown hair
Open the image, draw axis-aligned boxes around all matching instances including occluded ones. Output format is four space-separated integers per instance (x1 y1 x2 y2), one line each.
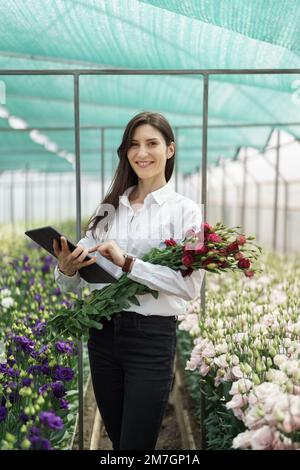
84 111 176 239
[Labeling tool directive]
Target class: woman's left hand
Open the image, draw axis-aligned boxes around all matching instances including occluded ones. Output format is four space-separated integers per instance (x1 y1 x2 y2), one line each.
88 240 125 268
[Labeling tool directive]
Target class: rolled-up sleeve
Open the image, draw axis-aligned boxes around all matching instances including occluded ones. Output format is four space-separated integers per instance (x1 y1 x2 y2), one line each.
127 201 204 301
54 264 87 295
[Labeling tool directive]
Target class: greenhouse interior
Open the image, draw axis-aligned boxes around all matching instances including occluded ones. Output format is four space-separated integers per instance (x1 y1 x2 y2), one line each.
0 0 300 455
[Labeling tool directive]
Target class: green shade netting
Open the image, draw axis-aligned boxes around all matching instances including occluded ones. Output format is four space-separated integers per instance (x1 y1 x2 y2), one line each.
0 0 299 174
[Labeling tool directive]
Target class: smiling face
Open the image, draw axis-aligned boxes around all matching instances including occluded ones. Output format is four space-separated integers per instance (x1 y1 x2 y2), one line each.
127 124 175 182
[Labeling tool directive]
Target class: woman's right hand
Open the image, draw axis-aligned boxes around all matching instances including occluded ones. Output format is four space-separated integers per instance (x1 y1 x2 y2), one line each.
53 236 97 277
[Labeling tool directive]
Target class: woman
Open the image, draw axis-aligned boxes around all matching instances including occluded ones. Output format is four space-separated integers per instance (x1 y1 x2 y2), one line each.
53 111 204 450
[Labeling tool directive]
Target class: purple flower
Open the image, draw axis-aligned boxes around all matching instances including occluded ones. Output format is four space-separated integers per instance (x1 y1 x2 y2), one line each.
39 411 63 431
27 365 42 375
8 367 20 378
31 321 47 337
30 436 52 450
55 341 74 355
39 384 49 396
41 364 51 376
42 264 50 274
53 287 61 296
13 335 35 354
0 406 7 422
29 426 41 437
34 293 42 303
44 255 52 264
22 378 32 387
23 255 29 263
19 412 29 424
59 398 69 410
0 363 7 373
53 366 74 382
51 381 66 398
16 279 22 286
39 345 48 354
39 305 45 311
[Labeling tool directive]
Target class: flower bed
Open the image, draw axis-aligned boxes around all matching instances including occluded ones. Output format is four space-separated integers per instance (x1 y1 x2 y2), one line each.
179 252 300 450
0 237 87 450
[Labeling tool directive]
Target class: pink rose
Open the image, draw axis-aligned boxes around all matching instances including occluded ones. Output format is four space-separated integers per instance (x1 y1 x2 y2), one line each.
245 270 255 278
203 222 212 233
237 235 246 245
207 233 222 243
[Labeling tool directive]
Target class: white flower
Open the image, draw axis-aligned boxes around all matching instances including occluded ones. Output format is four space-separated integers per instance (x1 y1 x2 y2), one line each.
215 342 228 355
230 379 253 395
0 288 11 298
1 297 15 309
265 369 288 385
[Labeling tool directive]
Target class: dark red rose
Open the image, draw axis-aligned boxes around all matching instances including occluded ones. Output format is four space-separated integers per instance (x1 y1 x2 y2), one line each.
182 254 194 267
218 260 229 268
226 242 239 254
238 258 251 269
164 238 177 247
195 244 209 255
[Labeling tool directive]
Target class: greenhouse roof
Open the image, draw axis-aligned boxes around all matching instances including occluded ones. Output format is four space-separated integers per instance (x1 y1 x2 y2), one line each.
0 0 299 174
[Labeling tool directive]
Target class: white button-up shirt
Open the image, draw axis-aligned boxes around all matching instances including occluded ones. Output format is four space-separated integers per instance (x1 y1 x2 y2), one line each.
54 181 204 317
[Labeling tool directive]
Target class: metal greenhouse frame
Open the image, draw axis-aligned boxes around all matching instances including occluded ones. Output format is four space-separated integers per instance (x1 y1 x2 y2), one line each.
1 67 299 449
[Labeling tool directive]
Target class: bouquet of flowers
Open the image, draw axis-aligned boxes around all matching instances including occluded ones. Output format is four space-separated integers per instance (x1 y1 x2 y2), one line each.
48 222 262 338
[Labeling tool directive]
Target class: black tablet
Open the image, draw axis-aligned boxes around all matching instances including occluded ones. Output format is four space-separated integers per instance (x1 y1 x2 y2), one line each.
24 225 118 284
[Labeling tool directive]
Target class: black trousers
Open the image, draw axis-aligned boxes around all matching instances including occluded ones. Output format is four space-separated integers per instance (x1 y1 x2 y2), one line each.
87 310 178 450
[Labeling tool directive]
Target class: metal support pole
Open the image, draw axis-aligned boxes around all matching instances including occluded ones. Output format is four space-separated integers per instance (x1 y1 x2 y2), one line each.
200 74 209 450
25 163 29 231
283 182 289 254
255 183 261 244
241 149 247 230
58 173 62 222
221 158 226 224
101 128 105 200
44 171 48 224
273 130 280 251
174 127 178 192
10 170 15 239
68 179 72 222
74 74 84 450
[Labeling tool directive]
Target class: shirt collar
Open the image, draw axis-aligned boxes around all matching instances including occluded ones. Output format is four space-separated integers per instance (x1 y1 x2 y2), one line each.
119 181 174 208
